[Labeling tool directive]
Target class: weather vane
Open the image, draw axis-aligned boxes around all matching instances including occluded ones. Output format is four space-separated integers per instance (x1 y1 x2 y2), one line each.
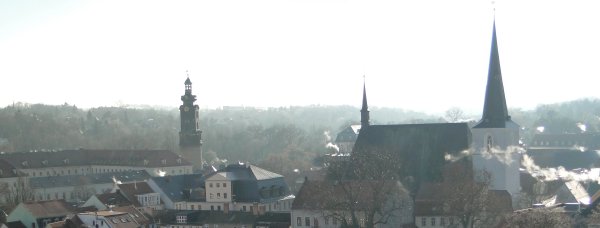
186 70 189 77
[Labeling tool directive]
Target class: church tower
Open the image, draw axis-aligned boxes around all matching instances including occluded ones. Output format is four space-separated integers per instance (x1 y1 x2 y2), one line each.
360 79 370 128
179 77 203 166
471 21 521 199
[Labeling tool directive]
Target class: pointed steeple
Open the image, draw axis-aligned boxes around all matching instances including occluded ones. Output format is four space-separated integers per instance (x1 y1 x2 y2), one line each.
474 20 511 128
360 77 370 127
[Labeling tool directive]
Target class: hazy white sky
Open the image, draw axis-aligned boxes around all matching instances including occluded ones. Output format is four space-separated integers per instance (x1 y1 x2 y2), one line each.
1 0 599 115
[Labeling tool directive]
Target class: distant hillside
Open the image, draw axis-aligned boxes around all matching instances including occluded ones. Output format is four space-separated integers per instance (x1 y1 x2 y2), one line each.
1 99 599 164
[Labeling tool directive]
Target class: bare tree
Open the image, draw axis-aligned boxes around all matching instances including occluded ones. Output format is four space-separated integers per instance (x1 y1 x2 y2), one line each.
496 207 573 228
317 146 411 228
445 107 466 123
2 176 34 208
437 163 513 228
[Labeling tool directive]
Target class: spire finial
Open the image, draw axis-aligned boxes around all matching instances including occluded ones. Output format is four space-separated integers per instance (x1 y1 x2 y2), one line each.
186 70 189 78
492 1 496 18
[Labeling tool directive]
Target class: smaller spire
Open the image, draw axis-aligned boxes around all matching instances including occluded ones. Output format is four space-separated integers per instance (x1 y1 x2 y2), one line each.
361 76 370 127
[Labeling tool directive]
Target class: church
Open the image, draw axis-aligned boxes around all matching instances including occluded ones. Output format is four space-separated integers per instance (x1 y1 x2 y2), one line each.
352 20 521 200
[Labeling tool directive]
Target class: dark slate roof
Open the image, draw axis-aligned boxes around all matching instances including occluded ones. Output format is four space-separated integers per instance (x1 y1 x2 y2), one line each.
29 170 151 189
474 21 512 129
352 123 471 189
213 164 292 203
335 125 361 143
112 205 151 226
20 200 75 218
94 192 133 207
526 148 600 169
530 133 600 149
5 221 27 228
0 158 20 178
117 182 157 207
150 174 205 202
0 149 191 169
185 77 192 85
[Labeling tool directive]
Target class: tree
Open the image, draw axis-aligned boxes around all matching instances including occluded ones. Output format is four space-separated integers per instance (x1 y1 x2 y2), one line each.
1 176 34 209
436 163 512 228
319 147 411 228
445 107 466 123
299 179 411 228
496 207 573 228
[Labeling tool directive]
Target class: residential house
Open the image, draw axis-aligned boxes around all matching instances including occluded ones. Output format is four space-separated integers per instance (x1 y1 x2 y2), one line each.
200 164 294 214
147 174 205 210
6 200 75 228
117 182 163 215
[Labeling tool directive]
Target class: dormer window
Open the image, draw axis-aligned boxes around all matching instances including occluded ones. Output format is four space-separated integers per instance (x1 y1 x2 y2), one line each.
143 160 149 166
177 158 182 164
176 215 187 224
161 159 167 165
21 161 28 167
42 160 48 166
63 159 69 165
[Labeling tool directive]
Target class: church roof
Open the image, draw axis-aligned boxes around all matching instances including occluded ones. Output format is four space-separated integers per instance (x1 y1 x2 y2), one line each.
352 123 471 189
184 77 192 85
474 21 512 128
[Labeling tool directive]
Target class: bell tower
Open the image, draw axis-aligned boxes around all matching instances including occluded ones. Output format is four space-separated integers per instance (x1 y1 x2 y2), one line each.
471 21 521 200
179 75 203 166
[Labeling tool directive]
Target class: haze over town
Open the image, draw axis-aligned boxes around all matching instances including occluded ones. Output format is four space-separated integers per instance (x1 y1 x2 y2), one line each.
1 0 600 115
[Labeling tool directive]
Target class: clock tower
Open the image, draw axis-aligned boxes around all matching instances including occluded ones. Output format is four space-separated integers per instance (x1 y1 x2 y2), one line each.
179 77 203 166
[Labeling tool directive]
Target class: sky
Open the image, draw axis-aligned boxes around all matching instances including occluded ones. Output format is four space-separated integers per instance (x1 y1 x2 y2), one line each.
0 0 599 115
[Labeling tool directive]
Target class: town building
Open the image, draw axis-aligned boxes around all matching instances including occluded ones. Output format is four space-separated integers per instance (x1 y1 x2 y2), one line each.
116 182 163 215
6 200 75 228
146 174 205 210
0 149 190 205
527 133 600 169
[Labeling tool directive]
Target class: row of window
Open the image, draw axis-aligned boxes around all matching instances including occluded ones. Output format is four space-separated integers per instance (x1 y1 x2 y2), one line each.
208 182 227 188
296 216 339 227
532 140 587 146
25 167 190 177
209 192 228 199
420 217 455 227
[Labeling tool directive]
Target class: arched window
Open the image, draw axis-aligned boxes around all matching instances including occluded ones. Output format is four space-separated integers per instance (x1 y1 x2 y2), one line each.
487 135 493 152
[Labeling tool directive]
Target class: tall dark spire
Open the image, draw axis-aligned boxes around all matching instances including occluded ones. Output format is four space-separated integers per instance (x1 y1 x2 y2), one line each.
474 20 511 128
360 78 370 127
